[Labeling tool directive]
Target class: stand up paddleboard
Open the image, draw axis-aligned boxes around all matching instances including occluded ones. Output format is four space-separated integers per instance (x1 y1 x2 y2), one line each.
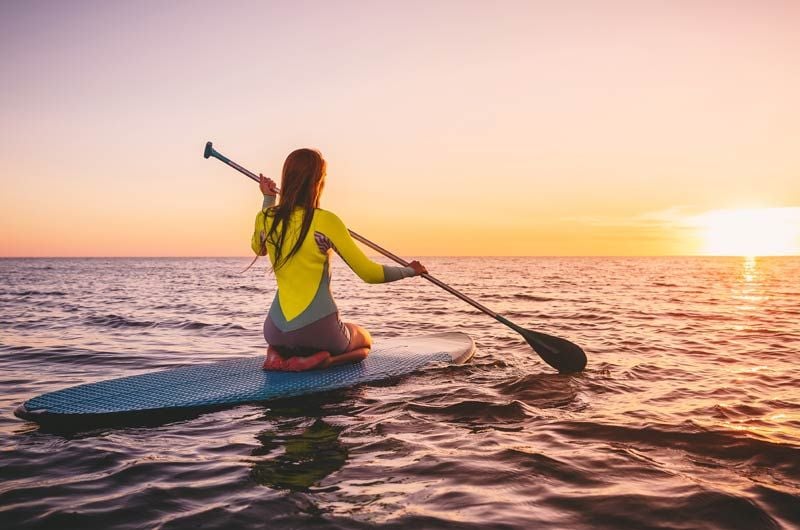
15 332 474 424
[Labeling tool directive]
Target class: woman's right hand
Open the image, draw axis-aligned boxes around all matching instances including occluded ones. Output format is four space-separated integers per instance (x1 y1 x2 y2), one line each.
409 260 428 276
259 174 279 196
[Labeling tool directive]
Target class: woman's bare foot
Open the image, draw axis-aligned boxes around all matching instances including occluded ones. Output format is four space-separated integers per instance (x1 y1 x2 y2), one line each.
327 347 370 367
262 346 331 372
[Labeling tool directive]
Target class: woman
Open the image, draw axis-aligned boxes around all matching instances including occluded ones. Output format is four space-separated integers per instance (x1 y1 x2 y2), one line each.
253 148 427 371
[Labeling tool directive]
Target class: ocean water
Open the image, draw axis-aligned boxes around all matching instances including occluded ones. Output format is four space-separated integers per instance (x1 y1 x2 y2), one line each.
1 256 798 530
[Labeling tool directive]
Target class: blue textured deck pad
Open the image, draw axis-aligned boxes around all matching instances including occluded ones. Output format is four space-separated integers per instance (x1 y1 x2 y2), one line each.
23 341 457 416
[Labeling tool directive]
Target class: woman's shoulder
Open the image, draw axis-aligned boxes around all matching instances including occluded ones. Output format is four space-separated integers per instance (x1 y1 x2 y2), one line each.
313 208 346 229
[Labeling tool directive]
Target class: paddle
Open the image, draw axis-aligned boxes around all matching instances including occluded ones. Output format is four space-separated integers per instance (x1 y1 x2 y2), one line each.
203 141 587 373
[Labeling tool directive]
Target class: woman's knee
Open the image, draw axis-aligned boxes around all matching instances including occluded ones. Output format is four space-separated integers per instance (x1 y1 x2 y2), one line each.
345 323 372 349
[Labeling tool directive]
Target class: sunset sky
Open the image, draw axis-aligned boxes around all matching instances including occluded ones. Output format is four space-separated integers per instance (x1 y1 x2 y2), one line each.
1 1 798 257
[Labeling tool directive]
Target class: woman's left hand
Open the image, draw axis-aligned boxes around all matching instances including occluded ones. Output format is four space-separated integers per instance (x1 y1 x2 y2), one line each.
259 174 279 196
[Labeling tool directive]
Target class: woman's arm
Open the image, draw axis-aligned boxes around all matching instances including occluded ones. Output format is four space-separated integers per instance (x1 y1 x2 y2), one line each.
318 210 424 283
251 174 278 255
259 174 278 208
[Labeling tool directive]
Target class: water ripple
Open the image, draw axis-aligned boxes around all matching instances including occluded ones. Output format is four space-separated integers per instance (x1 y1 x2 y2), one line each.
0 256 798 529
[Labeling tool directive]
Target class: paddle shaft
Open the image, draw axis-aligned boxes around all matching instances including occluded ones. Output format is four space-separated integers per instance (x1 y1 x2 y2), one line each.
207 146 501 320
205 141 588 372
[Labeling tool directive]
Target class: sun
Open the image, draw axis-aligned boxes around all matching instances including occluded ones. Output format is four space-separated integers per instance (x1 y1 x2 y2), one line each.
696 207 800 256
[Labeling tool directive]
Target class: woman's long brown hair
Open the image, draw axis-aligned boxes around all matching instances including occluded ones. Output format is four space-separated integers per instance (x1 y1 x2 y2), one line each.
266 148 326 271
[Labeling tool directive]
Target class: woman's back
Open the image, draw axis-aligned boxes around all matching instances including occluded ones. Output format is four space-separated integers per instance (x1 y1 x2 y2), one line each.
254 205 414 324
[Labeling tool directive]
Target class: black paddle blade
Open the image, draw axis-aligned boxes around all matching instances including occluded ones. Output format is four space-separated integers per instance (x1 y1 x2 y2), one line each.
495 315 587 373
522 329 587 373
204 141 214 159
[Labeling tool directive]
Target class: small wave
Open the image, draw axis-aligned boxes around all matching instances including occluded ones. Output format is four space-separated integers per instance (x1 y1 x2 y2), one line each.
218 285 268 293
1 290 67 297
495 447 606 487
493 374 580 409
698 403 766 420
151 303 194 310
621 363 697 382
0 344 153 366
84 314 246 332
406 399 537 424
174 321 246 331
513 293 555 302
504 311 554 320
552 421 800 480
662 310 730 321
85 314 155 329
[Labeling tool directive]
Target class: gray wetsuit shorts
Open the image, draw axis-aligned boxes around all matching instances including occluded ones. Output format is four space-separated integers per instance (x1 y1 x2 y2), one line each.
263 312 351 357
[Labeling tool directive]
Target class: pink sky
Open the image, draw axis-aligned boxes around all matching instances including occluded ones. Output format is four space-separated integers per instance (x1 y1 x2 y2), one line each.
1 1 799 256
